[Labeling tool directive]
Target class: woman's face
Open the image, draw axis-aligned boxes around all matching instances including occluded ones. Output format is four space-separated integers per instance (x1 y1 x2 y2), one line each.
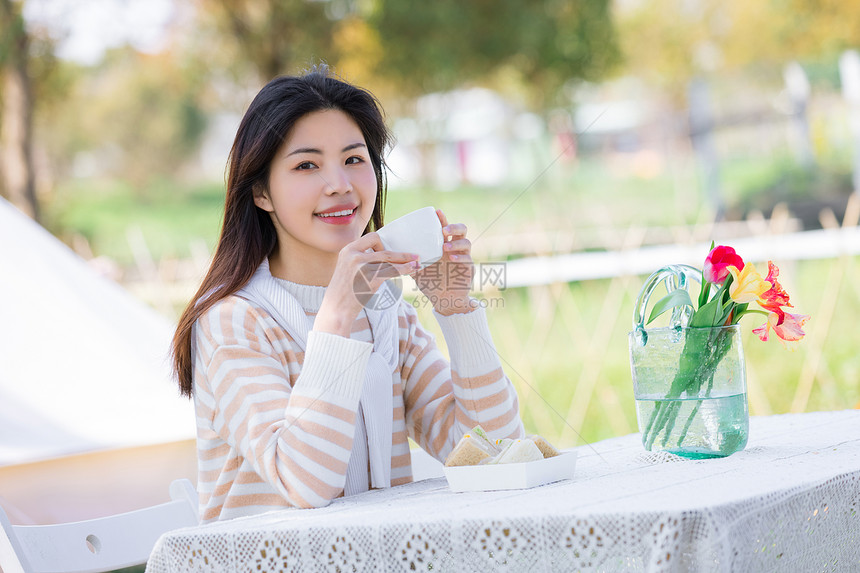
255 109 378 263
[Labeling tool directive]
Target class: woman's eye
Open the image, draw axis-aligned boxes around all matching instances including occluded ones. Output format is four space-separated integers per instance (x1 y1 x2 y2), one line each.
295 161 316 171
345 156 364 165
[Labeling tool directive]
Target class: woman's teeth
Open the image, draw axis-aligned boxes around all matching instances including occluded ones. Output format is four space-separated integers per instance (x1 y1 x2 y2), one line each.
317 209 354 218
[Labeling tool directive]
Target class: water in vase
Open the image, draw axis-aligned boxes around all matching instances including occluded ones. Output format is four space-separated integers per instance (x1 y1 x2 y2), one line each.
635 392 749 459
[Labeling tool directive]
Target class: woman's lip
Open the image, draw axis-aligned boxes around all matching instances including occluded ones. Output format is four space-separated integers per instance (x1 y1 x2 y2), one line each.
315 204 358 215
315 207 357 225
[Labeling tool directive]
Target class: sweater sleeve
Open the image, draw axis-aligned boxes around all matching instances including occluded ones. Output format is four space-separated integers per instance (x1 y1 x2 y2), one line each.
194 297 372 509
399 301 524 462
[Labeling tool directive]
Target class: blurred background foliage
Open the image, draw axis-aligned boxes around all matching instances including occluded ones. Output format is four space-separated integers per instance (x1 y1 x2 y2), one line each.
370 0 620 102
1 0 859 443
3 0 859 221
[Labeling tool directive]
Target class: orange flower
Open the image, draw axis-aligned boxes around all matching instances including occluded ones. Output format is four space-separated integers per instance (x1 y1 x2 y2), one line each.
758 261 791 310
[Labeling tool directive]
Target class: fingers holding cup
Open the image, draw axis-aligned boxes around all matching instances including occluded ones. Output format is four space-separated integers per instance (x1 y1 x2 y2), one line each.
442 237 471 261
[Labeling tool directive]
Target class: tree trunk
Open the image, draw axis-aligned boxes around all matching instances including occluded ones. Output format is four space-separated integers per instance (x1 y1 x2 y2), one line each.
0 0 39 221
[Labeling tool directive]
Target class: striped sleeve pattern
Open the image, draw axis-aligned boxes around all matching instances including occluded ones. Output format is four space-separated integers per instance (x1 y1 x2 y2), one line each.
192 295 525 522
193 296 371 521
398 302 525 462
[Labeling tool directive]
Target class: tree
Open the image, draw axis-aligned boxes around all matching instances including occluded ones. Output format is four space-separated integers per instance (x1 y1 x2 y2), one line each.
64 47 209 190
0 0 38 220
617 0 860 96
368 0 620 105
191 1 619 108
735 0 860 66
195 0 349 83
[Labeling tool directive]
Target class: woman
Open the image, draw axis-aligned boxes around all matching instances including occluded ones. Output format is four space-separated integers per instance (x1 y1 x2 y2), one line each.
171 66 524 522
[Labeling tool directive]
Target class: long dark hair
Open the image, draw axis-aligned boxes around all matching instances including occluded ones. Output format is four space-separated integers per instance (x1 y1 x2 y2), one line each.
172 66 391 397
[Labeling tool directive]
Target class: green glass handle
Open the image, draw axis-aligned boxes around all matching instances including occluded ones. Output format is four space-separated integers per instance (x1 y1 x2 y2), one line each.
631 264 702 345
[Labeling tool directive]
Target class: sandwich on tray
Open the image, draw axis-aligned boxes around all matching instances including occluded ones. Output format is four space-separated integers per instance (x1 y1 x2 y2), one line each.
444 425 560 467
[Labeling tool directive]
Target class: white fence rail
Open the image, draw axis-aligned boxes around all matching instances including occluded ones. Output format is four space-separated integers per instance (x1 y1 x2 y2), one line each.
504 197 860 287
505 224 860 287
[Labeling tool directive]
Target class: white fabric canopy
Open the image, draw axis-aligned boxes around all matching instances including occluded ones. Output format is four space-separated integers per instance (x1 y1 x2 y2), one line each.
0 198 195 466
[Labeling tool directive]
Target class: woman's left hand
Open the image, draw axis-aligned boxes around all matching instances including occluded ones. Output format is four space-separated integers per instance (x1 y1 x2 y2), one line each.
413 209 477 315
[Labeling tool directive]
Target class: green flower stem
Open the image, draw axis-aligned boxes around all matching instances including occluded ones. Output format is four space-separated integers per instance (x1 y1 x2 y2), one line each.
677 402 701 447
734 308 769 320
676 331 733 445
676 362 718 447
660 401 682 447
644 401 672 449
642 403 662 446
642 326 734 450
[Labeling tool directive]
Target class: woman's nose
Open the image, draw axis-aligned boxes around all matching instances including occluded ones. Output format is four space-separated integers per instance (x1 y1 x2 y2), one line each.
323 165 352 194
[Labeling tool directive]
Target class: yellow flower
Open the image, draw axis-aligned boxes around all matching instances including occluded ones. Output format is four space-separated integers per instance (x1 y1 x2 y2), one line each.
728 263 771 304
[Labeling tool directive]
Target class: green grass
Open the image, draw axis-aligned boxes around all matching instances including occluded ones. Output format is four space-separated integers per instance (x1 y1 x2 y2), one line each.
41 155 860 446
721 153 855 225
410 256 858 449
44 157 701 265
44 178 224 265
44 151 854 266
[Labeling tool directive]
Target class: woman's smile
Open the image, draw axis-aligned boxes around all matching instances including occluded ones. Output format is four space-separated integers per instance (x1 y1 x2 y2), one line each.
314 204 358 225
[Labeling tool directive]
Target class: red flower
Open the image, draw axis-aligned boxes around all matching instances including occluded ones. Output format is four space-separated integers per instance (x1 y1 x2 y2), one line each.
703 245 744 285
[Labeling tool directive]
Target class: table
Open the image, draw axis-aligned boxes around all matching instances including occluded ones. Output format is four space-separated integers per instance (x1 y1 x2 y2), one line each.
146 411 860 572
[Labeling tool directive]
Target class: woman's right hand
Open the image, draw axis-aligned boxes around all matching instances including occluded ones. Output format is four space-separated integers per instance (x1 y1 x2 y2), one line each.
314 232 418 338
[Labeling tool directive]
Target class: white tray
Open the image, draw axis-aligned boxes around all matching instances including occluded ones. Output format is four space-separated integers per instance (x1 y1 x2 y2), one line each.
443 451 578 492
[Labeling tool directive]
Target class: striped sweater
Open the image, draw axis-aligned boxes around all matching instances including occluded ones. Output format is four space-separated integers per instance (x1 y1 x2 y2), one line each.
192 279 524 522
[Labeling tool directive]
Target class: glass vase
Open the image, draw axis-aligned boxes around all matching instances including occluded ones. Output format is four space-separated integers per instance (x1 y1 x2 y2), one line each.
629 265 749 459
629 325 749 458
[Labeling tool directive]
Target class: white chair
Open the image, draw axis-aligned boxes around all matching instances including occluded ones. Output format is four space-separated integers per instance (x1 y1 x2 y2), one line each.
0 478 198 573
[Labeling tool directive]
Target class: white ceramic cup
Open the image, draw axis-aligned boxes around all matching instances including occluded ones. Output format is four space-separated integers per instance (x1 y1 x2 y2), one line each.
376 206 444 269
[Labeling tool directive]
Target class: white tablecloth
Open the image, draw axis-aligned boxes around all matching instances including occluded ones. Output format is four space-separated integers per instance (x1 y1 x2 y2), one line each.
146 411 860 572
